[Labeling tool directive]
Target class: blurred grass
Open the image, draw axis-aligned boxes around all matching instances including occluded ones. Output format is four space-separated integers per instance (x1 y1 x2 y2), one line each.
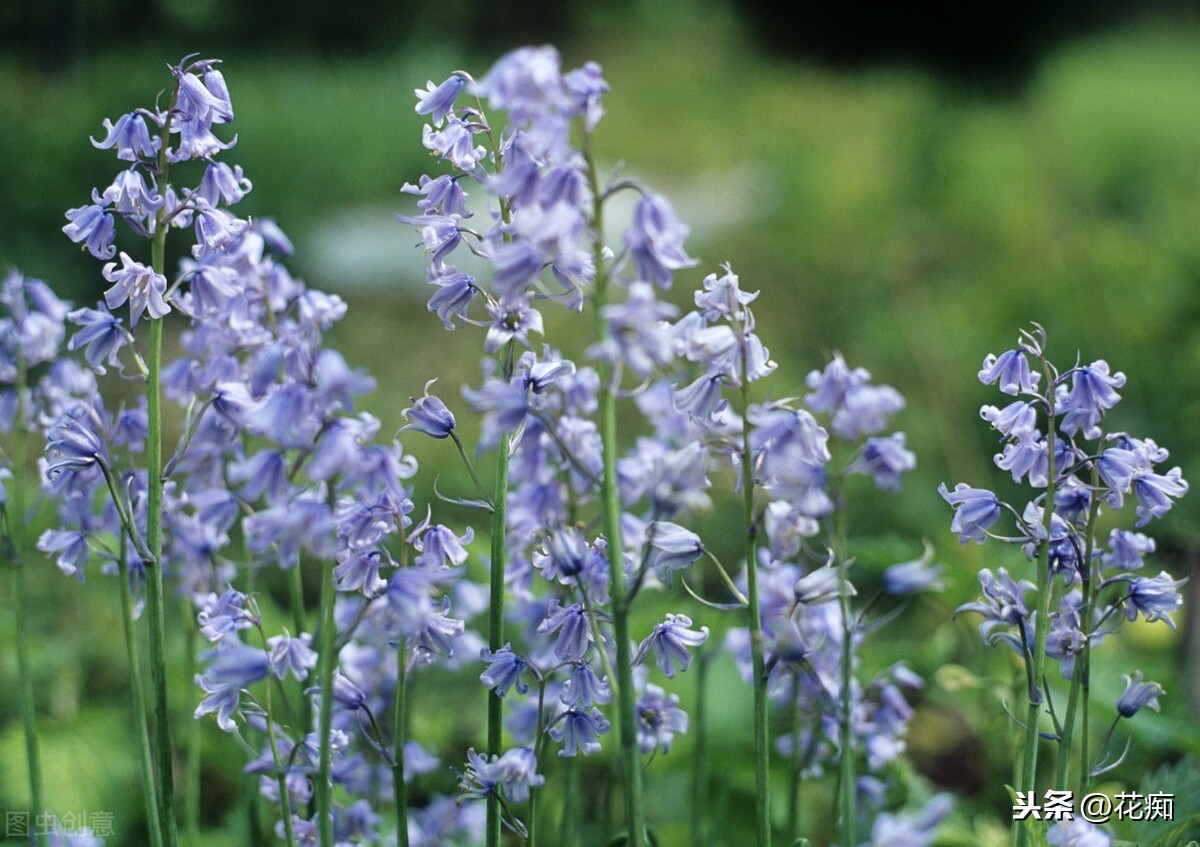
2 10 1200 845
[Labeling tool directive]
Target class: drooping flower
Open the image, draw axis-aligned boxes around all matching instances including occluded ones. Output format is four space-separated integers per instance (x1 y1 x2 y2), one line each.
101 252 170 325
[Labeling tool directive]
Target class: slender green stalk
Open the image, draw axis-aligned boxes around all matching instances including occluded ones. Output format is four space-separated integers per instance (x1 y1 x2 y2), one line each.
739 380 772 847
9 353 46 846
561 753 580 847
692 650 710 847
786 684 803 844
836 552 855 846
393 638 410 847
147 104 180 845
262 671 298 847
1053 484 1101 790
1015 367 1058 847
183 604 201 846
587 148 646 847
527 676 549 847
315 555 337 847
287 565 307 641
1078 660 1091 798
117 539 164 847
486 436 510 847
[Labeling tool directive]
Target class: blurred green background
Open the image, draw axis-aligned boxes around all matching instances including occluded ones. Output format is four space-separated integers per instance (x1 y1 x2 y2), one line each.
2 0 1200 844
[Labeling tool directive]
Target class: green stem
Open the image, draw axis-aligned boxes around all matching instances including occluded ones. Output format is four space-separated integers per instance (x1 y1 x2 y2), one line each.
692 650 710 847
315 555 337 847
1015 368 1058 847
287 565 307 640
585 132 646 847
117 544 164 847
561 754 580 847
486 434 510 847
1078 648 1092 798
787 684 803 845
9 353 46 847
837 563 855 847
739 383 772 847
184 604 201 846
262 665 298 847
147 104 180 843
393 638 410 847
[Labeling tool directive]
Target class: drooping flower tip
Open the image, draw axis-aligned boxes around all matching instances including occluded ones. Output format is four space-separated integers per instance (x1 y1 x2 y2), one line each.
1116 670 1163 718
400 379 456 439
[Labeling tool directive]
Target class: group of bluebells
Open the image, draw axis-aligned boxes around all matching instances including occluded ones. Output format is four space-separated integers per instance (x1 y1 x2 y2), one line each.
0 41 1186 847
944 326 1188 847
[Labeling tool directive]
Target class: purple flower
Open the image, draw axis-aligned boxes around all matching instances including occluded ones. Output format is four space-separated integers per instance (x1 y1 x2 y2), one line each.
66 306 128 374
459 747 545 803
537 601 593 662
636 683 688 754
866 793 952 847
195 161 252 206
549 707 610 757
63 203 116 259
267 632 318 681
564 61 608 131
480 645 530 697
102 167 164 221
414 75 466 126
45 416 107 475
1124 570 1187 628
422 118 486 171
1101 529 1155 571
484 296 544 353
978 348 1039 395
853 432 916 491
1116 670 1163 718
625 193 696 288
37 529 90 579
1057 360 1125 436
425 266 479 329
956 568 1035 646
101 252 170 325
194 642 270 732
90 112 160 161
938 482 1001 544
883 544 944 595
412 522 474 569
644 521 703 586
560 662 610 708
1046 819 1114 847
1132 467 1188 527
635 613 709 678
401 380 456 439
793 561 854 605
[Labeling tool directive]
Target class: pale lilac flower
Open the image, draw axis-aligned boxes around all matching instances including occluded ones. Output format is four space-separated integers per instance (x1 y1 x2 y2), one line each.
401 380 456 439
1116 670 1163 718
414 75 466 126
635 613 709 678
938 482 1001 544
101 252 170 325
90 112 160 161
978 348 1039 395
636 683 688 754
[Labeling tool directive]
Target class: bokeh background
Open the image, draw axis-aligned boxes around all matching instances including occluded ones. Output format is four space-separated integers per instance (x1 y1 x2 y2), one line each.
2 0 1200 844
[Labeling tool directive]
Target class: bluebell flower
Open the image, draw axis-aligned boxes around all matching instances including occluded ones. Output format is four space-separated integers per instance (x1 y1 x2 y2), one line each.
978 348 1039 395
195 161 252 206
484 296 544 353
1101 529 1155 571
101 252 170 325
333 548 387 595
854 432 916 491
480 645 530 697
1116 670 1163 718
403 174 470 217
956 568 1035 646
636 683 688 754
593 281 678 377
194 642 270 732
644 521 703 586
625 192 697 287
90 112 160 161
938 482 1001 544
192 204 249 260
414 75 466 126
863 793 952 847
883 544 944 595
549 707 610 757
45 415 107 475
1132 467 1188 527
544 526 589 578
195 589 256 643
561 662 610 708
474 46 572 131
36 529 89 579
693 265 759 322
793 560 854 605
66 306 128 374
563 61 608 131
63 203 116 259
1057 360 1125 436
267 632 318 681
424 266 479 329
401 379 456 439
635 613 709 678
422 118 487 171
537 601 593 661
979 398 1038 439
1123 571 1186 628
459 746 545 803
102 167 164 222
412 522 474 569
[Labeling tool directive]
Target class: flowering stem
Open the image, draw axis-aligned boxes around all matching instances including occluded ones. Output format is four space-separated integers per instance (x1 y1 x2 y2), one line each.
692 649 710 847
834 509 855 847
260 672 298 847
486 432 510 847
393 638 410 847
315 554 337 847
739 381 772 847
787 684 804 844
1015 370 1058 847
1054 465 1102 791
450 431 491 505
9 353 46 847
147 107 180 847
587 134 647 847
183 603 201 846
116 537 164 847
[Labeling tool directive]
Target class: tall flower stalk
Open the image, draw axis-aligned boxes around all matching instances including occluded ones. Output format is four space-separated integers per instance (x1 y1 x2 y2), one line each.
945 325 1187 846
